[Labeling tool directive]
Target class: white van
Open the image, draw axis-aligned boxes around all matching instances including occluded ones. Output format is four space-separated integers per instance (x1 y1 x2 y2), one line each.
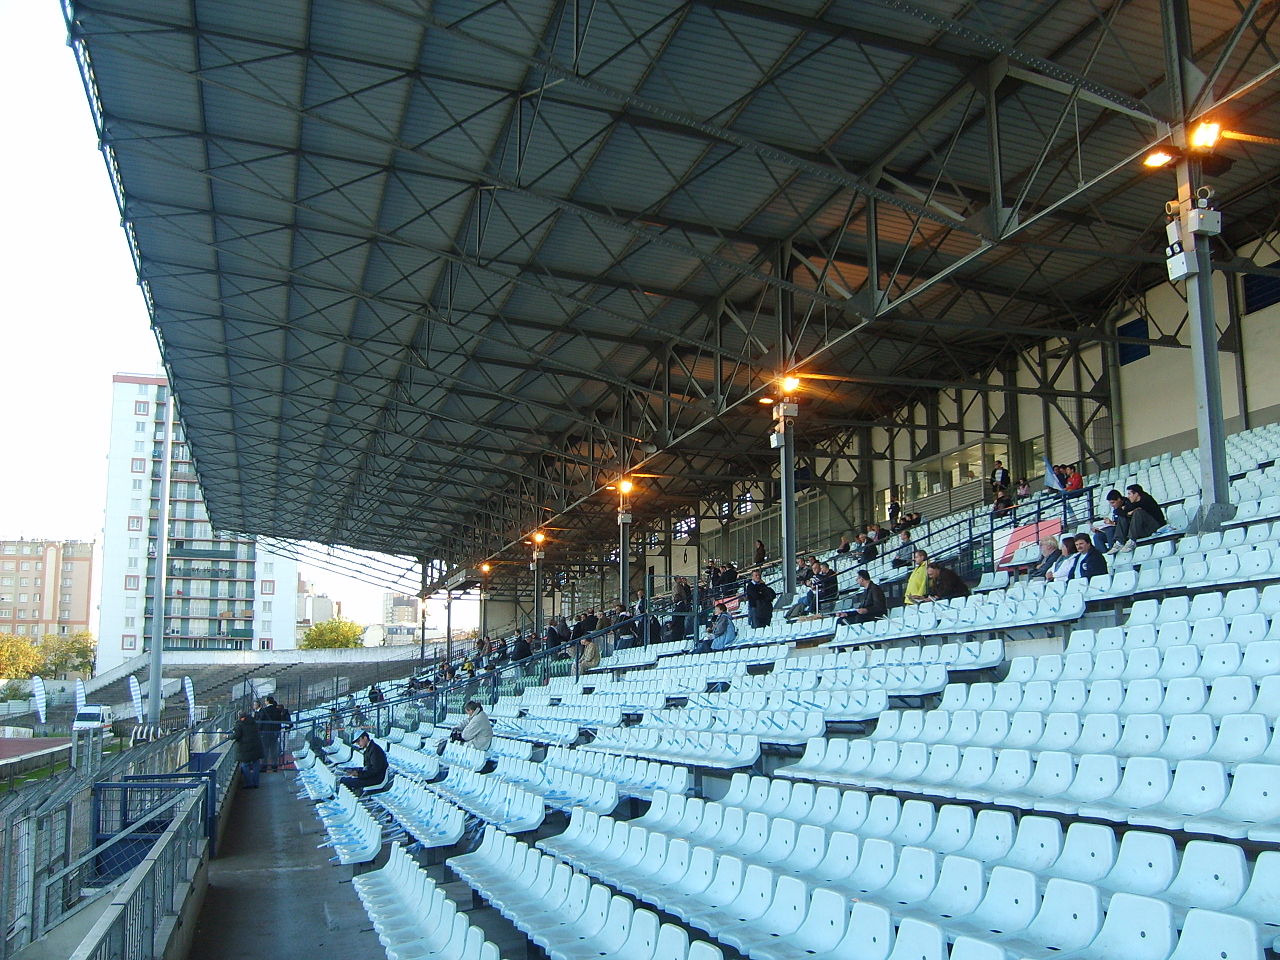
72 705 115 731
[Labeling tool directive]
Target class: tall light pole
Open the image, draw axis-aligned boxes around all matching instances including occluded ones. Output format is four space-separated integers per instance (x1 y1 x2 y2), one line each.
417 595 428 668
479 563 490 638
147 389 174 722
771 377 801 597
617 479 634 606
445 589 453 662
531 532 546 640
417 554 430 667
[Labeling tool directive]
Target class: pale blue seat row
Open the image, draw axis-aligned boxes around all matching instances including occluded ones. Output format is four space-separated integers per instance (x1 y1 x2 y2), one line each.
355 842 504 960
538 784 1271 958
450 827 723 960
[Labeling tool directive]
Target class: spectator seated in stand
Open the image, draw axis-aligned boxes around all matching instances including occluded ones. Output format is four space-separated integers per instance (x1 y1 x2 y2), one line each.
1069 532 1108 580
339 731 390 796
926 560 970 601
1108 482 1167 553
836 570 886 625
785 581 816 619
1044 535 1079 581
1030 536 1063 579
695 602 737 652
890 530 914 568
991 486 1015 518
904 550 930 604
1092 489 1125 553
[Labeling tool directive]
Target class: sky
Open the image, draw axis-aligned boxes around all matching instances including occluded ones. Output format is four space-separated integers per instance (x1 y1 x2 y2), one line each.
0 2 474 634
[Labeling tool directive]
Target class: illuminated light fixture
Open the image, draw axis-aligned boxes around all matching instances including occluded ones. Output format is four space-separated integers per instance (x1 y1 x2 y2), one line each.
1191 121 1221 149
618 478 635 495
480 563 491 573
532 531 546 544
781 375 802 394
1143 148 1178 168
758 396 775 404
1221 129 1280 146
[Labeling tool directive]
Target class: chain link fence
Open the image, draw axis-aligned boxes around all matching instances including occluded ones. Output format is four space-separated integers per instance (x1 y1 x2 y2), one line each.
0 731 202 959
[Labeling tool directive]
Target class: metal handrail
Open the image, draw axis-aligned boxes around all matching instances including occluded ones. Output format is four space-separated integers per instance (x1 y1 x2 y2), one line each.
65 787 210 960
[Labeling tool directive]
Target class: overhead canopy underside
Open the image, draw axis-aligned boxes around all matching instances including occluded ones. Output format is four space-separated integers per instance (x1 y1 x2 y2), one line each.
66 0 1280 577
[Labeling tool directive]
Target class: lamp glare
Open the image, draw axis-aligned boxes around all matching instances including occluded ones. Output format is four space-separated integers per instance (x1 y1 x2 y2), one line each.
618 479 634 495
1191 122 1221 149
1143 149 1175 168
782 375 801 394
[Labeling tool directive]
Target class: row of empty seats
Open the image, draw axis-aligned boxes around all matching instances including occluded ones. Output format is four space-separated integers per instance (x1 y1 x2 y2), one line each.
541 746 690 799
833 592 1085 646
424 766 546 833
780 737 1280 838
1011 641 1280 682
355 843 504 960
783 639 1004 673
313 785 382 864
370 777 466 848
488 759 620 814
584 729 760 768
686 688 888 721
640 707 826 744
450 828 722 960
537 784 1266 959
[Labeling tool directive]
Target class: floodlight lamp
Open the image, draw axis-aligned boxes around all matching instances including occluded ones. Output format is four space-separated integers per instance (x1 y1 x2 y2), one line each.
781 375 801 394
758 396 775 404
618 478 635 495
1191 122 1221 149
532 531 546 544
480 563 491 574
1143 149 1177 168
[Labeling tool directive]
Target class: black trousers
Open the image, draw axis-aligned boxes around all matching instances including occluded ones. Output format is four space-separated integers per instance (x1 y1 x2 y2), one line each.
1116 508 1160 543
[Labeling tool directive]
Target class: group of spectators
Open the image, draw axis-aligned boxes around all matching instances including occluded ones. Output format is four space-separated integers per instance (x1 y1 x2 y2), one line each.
230 694 292 788
1024 482 1165 582
990 459 1035 518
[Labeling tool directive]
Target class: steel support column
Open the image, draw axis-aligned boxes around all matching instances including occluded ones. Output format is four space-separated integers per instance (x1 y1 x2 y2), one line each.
445 589 454 660
532 553 543 639
1164 0 1232 528
1105 322 1126 465
618 486 631 607
777 403 799 597
146 392 174 722
418 556 430 666
777 245 798 598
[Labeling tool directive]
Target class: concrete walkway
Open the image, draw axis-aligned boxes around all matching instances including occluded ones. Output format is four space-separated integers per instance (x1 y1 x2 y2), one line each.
187 768 383 960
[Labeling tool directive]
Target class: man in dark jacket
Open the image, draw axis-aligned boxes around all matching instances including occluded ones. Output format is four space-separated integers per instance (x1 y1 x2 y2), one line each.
256 696 290 772
743 570 777 629
231 710 264 788
511 634 532 662
1071 534 1109 580
340 731 389 796
815 562 839 611
1112 483 1166 552
927 563 970 600
838 570 887 624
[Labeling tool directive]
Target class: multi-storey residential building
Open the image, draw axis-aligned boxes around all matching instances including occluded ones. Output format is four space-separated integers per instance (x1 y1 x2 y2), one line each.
0 539 94 638
98 374 298 674
382 592 419 625
296 577 342 642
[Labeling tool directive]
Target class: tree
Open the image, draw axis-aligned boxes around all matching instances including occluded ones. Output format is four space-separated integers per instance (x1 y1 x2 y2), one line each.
300 618 365 649
40 632 96 678
0 634 42 680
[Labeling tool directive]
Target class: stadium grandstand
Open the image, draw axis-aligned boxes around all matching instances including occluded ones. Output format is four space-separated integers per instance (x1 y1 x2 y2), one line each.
46 1 1280 959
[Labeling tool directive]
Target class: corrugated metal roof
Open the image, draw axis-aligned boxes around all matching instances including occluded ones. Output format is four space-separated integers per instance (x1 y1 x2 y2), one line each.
66 0 1280 573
